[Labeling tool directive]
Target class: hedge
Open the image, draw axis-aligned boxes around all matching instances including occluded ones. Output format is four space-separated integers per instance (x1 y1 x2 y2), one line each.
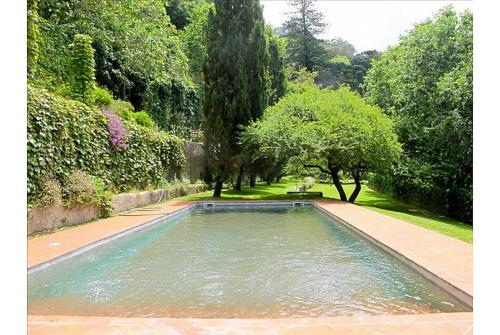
28 86 186 204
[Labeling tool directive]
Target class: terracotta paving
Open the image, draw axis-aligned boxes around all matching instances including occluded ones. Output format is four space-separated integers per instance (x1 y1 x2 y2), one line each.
28 201 193 268
313 200 473 298
28 313 472 335
28 199 473 334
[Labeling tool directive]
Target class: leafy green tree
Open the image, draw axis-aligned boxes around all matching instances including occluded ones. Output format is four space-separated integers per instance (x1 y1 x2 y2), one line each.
203 0 269 196
243 85 401 203
322 38 356 58
36 0 198 137
166 0 205 30
181 1 214 86
283 0 326 71
69 34 95 104
351 50 380 94
27 0 40 78
365 7 472 222
321 56 354 89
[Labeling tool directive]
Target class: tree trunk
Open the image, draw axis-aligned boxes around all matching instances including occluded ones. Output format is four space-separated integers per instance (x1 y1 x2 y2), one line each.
213 176 223 197
275 175 281 183
348 172 362 203
249 174 256 188
234 166 243 191
266 176 272 185
303 164 347 202
331 169 347 201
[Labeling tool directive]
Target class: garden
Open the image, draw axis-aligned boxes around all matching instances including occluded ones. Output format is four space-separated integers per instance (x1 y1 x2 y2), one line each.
26 0 473 333
27 0 472 229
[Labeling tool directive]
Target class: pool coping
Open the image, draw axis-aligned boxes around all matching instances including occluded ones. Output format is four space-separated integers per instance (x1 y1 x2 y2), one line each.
27 204 194 275
27 199 473 334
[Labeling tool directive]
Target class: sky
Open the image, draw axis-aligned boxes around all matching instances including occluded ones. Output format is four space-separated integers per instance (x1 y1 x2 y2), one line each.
261 0 473 52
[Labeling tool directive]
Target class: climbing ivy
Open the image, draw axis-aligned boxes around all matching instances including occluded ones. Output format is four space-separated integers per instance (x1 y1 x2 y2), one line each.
69 34 95 104
27 0 40 78
28 86 186 204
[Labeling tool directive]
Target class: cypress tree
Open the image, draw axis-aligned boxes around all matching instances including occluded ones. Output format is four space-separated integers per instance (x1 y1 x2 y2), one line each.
267 27 287 105
203 0 269 196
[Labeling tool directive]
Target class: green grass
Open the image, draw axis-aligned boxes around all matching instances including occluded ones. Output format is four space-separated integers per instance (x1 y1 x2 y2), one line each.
178 178 319 201
178 178 472 243
308 183 472 243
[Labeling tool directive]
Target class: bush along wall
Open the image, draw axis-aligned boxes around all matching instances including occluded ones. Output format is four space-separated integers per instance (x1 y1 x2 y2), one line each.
27 85 186 210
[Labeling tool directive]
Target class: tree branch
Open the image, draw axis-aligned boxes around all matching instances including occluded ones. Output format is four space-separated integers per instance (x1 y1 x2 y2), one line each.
304 164 330 175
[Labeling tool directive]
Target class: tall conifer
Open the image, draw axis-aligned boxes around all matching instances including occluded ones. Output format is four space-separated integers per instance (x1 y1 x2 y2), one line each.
203 0 269 196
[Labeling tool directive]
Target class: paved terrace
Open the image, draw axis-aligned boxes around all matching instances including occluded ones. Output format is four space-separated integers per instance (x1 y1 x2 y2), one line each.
28 200 473 334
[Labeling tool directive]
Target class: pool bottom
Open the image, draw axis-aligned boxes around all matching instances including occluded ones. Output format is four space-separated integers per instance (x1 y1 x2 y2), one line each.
28 205 471 318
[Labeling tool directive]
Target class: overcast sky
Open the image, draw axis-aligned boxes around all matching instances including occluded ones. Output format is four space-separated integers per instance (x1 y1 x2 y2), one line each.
261 0 473 52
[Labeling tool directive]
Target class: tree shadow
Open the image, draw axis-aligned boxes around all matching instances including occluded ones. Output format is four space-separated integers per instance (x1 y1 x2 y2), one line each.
356 189 472 229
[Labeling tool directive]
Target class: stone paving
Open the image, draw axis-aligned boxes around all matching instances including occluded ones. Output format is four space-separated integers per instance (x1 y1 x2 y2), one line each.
28 313 472 335
28 201 193 268
28 199 473 334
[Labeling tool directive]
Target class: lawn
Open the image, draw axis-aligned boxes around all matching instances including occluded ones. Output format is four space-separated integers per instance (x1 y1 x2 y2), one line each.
178 178 473 243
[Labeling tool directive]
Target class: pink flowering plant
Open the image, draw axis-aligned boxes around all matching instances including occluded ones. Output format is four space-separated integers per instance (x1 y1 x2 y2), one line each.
104 109 128 150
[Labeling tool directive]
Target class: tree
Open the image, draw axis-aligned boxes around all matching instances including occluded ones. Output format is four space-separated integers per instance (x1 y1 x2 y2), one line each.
266 26 287 105
181 1 214 86
243 85 401 203
320 55 354 89
365 7 472 222
69 34 95 105
203 0 269 196
351 50 380 94
314 38 379 92
36 0 198 137
283 0 326 71
322 38 356 58
166 0 204 30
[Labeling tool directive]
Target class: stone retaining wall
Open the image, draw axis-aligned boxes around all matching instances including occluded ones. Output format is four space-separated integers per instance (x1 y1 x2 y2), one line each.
27 205 99 235
112 184 207 213
182 142 206 183
28 184 208 235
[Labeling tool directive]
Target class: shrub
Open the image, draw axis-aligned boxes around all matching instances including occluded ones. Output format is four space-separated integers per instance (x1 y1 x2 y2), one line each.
119 110 156 129
33 177 62 208
62 170 97 207
93 86 113 107
62 170 113 216
93 177 114 217
109 99 134 114
134 111 155 128
27 86 186 203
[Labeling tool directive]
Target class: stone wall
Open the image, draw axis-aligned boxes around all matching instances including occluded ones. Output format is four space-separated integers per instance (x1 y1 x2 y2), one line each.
28 184 208 235
182 142 206 183
27 205 99 235
112 184 207 213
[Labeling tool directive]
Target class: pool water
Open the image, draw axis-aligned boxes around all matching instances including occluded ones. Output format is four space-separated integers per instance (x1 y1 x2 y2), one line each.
28 205 470 318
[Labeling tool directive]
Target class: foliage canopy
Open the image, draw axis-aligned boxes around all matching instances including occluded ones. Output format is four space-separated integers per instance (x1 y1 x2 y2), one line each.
365 7 473 222
242 85 401 203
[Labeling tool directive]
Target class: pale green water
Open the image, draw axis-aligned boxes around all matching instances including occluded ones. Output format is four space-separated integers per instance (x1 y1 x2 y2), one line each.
28 205 470 318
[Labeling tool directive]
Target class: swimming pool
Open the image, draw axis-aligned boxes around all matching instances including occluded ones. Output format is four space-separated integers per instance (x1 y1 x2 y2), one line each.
28 203 471 318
